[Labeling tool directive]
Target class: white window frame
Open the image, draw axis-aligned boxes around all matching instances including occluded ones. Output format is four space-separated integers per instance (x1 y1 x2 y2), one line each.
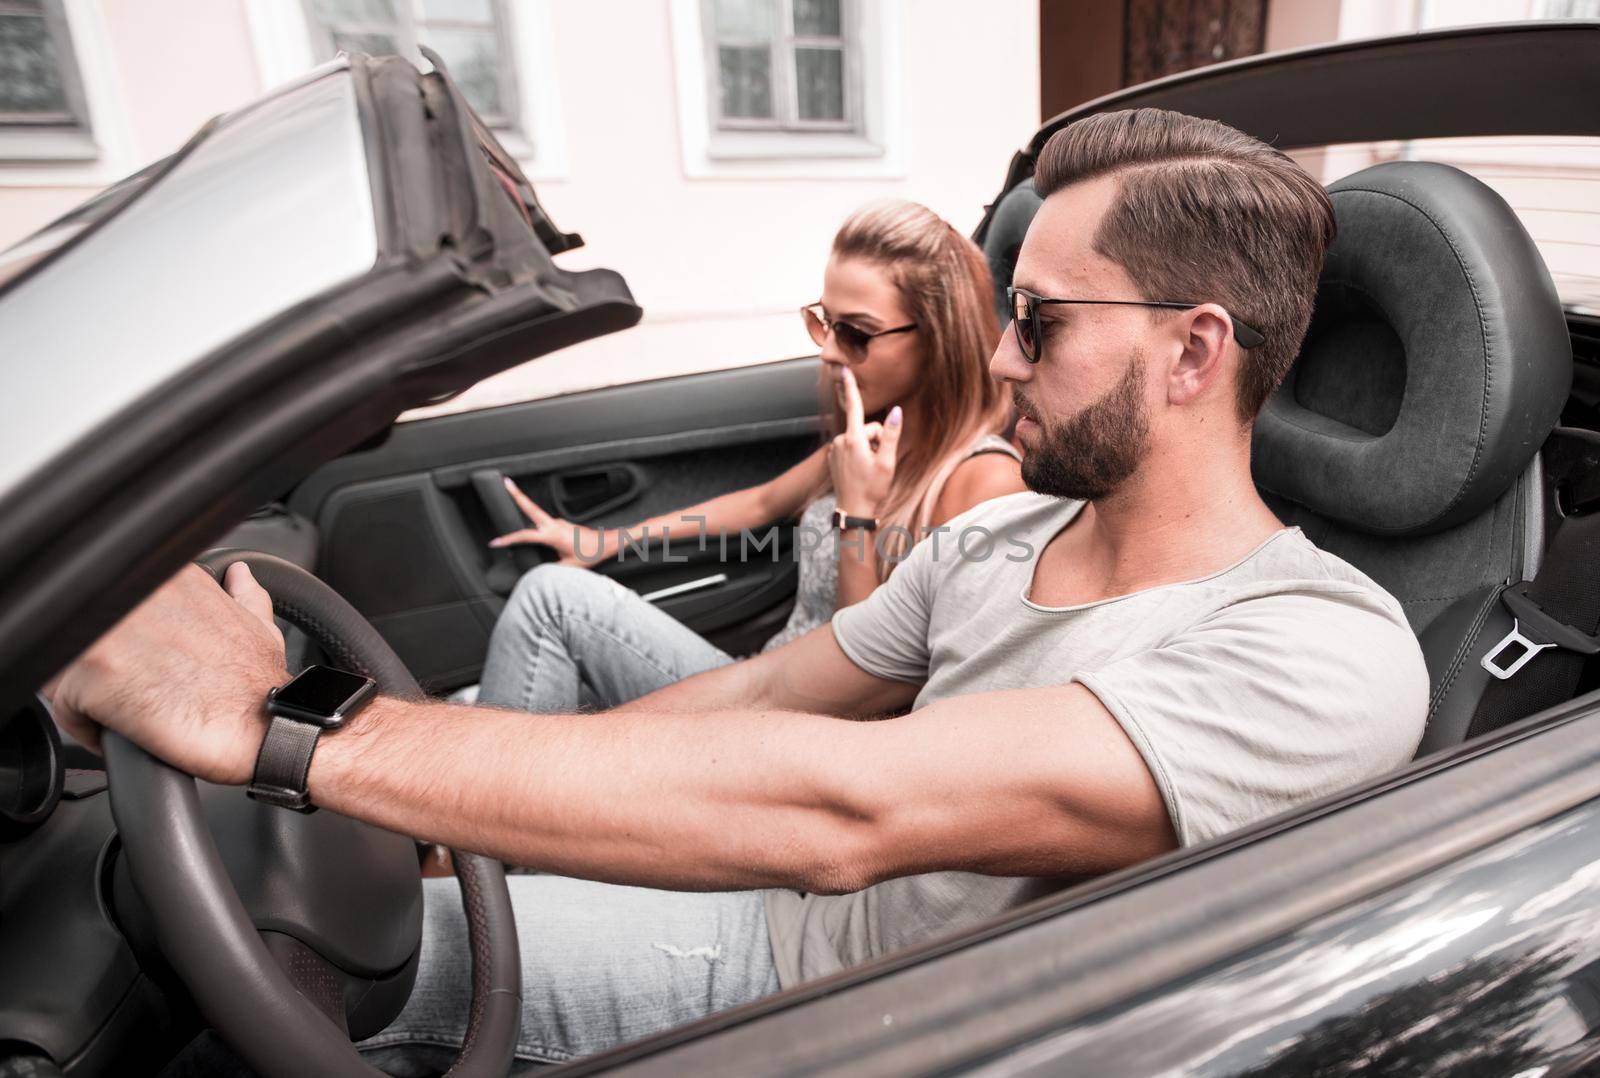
0 0 133 183
702 0 859 134
0 0 92 159
669 0 905 179
300 0 521 130
246 0 567 179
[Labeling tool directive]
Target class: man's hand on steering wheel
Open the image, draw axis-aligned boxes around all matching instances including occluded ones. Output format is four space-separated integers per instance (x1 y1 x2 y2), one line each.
49 563 287 785
77 553 525 1077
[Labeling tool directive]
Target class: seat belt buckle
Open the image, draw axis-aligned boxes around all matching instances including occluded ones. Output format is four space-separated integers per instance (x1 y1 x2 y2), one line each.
1481 618 1556 680
1480 582 1600 680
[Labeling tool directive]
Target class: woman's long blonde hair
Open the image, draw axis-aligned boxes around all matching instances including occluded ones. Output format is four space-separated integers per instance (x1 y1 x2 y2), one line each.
816 200 1013 575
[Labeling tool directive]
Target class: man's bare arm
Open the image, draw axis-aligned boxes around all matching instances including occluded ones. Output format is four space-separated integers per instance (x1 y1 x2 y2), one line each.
305 680 1175 893
52 566 1175 896
611 623 920 718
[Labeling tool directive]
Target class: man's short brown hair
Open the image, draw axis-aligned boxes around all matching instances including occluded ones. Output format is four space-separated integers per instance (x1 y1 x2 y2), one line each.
1034 108 1336 421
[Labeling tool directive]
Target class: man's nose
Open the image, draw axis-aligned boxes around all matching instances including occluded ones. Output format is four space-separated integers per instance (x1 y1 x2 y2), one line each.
989 325 1031 383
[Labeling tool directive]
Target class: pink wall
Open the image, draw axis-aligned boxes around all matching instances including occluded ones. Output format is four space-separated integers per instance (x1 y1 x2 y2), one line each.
99 0 264 162
2 187 98 236
1264 0 1344 52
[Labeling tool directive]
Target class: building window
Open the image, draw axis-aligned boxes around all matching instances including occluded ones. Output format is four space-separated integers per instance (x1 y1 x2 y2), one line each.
303 0 520 131
1540 0 1600 16
671 0 900 178
704 0 857 133
0 0 95 161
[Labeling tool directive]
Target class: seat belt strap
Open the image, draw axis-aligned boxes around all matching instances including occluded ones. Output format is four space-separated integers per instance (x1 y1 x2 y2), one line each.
1470 508 1600 738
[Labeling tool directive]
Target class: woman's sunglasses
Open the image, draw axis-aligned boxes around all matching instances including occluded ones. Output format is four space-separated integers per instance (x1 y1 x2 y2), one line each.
1006 286 1266 364
801 303 917 362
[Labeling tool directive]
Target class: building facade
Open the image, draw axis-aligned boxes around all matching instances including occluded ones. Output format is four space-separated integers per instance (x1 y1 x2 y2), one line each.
1 0 1593 419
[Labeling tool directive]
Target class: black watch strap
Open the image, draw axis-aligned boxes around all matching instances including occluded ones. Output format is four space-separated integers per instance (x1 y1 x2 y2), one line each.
247 716 323 813
834 508 879 533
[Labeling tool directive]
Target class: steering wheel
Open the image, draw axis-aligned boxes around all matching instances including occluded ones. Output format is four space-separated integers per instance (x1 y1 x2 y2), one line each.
102 551 521 1077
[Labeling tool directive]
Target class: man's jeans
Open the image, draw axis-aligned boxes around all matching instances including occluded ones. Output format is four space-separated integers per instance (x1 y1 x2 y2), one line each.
357 876 780 1072
359 566 779 1071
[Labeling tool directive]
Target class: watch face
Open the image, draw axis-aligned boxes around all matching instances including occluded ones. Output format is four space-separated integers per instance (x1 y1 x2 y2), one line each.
269 666 375 726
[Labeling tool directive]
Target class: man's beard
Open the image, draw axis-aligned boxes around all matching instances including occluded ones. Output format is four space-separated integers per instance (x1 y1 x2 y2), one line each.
1017 356 1151 501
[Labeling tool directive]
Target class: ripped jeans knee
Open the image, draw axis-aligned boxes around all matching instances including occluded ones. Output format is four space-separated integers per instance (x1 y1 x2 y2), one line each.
357 875 781 1068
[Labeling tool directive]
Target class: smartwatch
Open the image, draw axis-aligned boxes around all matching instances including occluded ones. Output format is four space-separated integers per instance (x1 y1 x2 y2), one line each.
247 665 377 813
833 508 879 533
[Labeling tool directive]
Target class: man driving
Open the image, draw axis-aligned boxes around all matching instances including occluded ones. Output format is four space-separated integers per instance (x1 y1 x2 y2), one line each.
50 109 1429 1070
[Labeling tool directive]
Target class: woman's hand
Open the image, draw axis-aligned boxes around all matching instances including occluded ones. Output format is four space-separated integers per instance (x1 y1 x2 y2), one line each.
489 477 603 567
828 367 903 517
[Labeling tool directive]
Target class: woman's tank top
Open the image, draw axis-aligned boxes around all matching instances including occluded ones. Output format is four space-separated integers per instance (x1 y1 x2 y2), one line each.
757 433 1021 654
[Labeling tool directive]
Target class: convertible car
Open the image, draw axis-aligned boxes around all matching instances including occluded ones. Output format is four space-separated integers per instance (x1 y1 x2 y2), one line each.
3 19 1600 1077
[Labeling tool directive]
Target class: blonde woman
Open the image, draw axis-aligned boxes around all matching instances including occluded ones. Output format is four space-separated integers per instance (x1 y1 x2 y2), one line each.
478 200 1022 713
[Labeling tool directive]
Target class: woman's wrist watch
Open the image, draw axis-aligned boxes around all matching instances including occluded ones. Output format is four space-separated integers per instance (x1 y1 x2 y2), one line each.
247 665 377 813
833 507 879 533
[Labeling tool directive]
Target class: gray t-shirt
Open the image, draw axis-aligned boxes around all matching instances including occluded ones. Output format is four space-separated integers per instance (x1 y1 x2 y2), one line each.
762 491 1429 986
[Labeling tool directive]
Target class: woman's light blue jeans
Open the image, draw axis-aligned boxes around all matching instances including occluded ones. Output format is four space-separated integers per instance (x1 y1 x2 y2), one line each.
480 563 736 714
358 565 781 1073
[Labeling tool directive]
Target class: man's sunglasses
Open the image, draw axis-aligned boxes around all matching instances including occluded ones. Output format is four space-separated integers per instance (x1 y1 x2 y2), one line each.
1006 286 1266 364
802 303 917 362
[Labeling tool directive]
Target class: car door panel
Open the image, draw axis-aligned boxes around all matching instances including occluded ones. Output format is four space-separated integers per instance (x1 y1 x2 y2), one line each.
290 359 823 691
589 519 800 643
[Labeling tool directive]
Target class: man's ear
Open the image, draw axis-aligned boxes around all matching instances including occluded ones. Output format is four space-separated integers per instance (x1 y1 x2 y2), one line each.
1166 305 1232 407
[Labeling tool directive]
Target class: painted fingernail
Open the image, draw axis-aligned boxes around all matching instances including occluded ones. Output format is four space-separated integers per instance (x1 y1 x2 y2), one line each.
888 406 902 426
503 476 516 491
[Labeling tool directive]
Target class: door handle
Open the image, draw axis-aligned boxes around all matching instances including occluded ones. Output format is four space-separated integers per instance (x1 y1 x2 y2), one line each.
470 468 529 537
549 464 644 522
469 468 546 578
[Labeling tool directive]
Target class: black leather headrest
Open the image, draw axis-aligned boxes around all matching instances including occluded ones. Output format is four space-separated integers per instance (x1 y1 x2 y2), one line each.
1253 161 1571 537
982 180 1043 321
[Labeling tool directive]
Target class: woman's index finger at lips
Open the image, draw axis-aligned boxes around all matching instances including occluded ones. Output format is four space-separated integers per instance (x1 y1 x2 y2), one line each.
841 367 865 432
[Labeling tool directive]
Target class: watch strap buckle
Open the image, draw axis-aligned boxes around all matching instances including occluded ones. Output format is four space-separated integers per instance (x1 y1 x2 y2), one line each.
246 781 316 813
249 713 324 813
